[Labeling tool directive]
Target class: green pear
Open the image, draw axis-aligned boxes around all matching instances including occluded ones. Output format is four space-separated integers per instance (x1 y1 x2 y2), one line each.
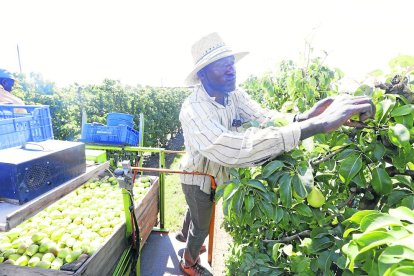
16 255 30 266
35 260 51 269
50 257 63 270
28 256 41 267
306 186 325 208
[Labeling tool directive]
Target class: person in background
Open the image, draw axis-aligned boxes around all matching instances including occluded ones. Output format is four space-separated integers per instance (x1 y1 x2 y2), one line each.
177 32 375 276
0 68 24 105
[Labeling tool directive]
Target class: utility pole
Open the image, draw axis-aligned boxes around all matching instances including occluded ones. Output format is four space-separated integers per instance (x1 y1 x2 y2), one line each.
16 44 22 74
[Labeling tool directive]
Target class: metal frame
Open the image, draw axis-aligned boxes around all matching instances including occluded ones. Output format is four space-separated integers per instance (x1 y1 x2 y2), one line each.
85 145 167 230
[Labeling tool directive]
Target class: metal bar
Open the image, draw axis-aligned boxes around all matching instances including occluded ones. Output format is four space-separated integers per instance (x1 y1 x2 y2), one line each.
85 145 164 153
163 150 186 154
122 188 132 237
208 203 216 266
112 247 132 276
159 151 166 229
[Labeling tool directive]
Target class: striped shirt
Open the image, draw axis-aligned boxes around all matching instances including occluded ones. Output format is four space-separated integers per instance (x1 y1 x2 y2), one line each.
179 85 301 194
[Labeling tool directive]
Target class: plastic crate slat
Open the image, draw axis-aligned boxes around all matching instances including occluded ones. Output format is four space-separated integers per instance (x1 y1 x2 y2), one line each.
0 105 54 149
81 124 139 146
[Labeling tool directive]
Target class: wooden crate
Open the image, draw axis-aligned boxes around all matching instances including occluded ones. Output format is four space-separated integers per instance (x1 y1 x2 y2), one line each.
0 176 160 276
0 163 109 232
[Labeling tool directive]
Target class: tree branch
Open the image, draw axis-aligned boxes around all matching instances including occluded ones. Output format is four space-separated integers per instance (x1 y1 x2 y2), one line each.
386 167 414 178
310 147 346 167
262 230 311 244
337 193 356 210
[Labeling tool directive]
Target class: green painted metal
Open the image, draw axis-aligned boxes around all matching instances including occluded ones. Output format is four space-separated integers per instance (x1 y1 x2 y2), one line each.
113 246 132 276
122 189 132 238
87 144 168 275
86 145 164 153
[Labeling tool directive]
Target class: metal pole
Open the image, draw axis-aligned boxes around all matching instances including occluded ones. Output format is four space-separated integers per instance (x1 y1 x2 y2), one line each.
16 44 22 74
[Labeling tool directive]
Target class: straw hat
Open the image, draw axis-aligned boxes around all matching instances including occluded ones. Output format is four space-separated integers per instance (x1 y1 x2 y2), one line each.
185 32 249 85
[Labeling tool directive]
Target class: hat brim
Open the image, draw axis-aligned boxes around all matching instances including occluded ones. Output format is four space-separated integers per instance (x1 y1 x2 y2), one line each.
184 51 249 86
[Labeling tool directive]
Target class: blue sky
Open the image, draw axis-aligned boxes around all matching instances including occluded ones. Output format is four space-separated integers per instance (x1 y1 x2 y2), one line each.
1 0 413 89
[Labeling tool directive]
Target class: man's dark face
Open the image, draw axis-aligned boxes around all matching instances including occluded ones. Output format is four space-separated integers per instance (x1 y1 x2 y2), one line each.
198 55 236 94
0 78 15 92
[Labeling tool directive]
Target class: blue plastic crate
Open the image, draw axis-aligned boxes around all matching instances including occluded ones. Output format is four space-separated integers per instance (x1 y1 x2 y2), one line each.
81 123 139 146
0 105 54 150
107 112 134 128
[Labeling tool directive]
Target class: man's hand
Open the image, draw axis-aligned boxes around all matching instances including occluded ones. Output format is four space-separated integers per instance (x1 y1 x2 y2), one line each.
298 95 375 140
297 97 334 121
317 95 374 132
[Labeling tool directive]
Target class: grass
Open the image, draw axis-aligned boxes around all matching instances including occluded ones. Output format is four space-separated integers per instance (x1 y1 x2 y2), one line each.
163 154 187 232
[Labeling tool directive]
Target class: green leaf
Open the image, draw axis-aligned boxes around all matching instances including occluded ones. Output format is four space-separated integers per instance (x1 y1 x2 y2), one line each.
317 250 335 274
389 55 414 68
271 206 283 224
229 168 240 179
244 195 255 212
388 190 409 206
294 203 313 217
371 166 393 195
391 104 414 117
343 227 358 238
215 183 227 200
272 243 283 262
356 231 396 254
342 241 359 272
389 207 414 223
246 179 266 193
339 154 363 184
395 114 414 130
231 190 244 216
388 124 410 148
393 175 413 187
385 265 414 276
352 171 367 189
372 142 386 161
343 210 379 225
401 195 414 209
279 173 292 208
391 234 414 248
223 182 240 201
360 213 403 232
376 98 396 124
310 236 334 253
266 171 285 187
292 174 307 198
378 245 414 275
262 200 274 219
262 160 284 178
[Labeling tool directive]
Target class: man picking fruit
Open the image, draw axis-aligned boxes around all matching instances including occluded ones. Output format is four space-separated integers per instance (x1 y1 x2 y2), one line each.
177 32 375 276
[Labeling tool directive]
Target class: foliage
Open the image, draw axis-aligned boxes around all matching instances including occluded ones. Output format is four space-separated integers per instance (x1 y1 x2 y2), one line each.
342 207 414 275
13 77 190 147
218 55 414 275
241 58 343 113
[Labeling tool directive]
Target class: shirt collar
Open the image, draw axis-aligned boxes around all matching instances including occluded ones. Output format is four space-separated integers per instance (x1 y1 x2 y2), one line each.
195 84 233 109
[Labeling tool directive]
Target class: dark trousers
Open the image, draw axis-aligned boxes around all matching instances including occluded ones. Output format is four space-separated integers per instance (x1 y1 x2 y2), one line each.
181 184 213 265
